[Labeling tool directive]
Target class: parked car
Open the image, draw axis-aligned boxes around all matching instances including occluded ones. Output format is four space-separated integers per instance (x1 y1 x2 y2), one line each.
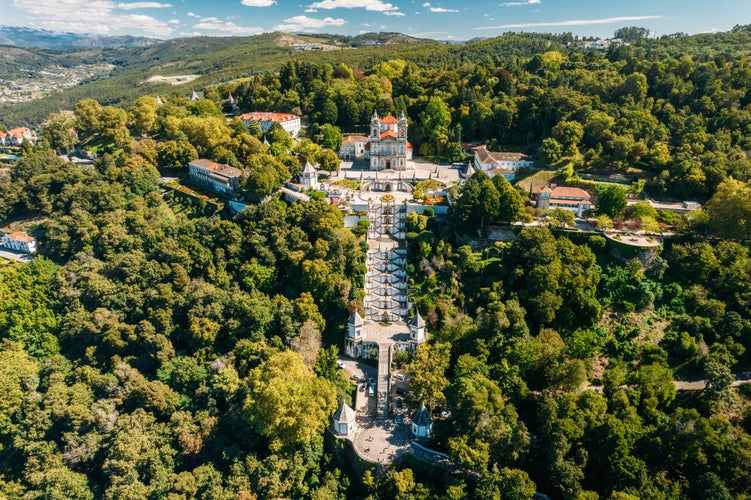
336 360 345 368
395 398 403 409
393 373 405 381
368 377 376 388
396 387 409 396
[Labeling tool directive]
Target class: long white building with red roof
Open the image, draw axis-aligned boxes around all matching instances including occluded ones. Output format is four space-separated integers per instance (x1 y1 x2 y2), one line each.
2 127 36 146
188 159 243 196
239 112 301 137
2 232 37 254
537 185 593 217
473 145 534 181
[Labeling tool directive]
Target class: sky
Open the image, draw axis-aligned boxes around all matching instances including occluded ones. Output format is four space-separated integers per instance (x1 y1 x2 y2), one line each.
0 0 749 42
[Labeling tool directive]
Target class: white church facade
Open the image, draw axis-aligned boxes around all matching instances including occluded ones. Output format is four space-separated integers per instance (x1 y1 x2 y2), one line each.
361 111 413 171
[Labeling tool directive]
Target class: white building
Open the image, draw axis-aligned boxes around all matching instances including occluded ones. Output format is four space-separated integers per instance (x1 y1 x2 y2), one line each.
409 310 426 343
240 112 301 138
537 185 593 217
299 160 317 188
339 135 369 160
188 159 243 196
411 403 433 438
2 232 37 254
331 401 357 436
365 111 412 171
3 127 36 146
473 145 534 181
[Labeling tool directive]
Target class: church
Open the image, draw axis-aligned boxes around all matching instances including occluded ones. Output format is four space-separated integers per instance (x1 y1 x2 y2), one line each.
364 111 412 171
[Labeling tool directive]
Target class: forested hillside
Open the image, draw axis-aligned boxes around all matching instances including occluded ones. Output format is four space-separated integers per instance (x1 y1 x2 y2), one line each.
0 26 751 499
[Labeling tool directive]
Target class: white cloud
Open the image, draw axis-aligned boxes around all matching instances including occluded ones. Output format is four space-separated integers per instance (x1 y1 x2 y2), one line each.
168 18 179 24
187 11 200 17
422 2 458 13
193 17 265 35
11 0 174 36
241 0 276 6
475 15 661 30
500 0 540 6
307 0 399 13
384 11 404 16
274 15 347 32
117 1 172 9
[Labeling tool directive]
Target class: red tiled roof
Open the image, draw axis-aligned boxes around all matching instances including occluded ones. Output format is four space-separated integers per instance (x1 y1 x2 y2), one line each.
7 127 30 139
550 186 591 199
474 145 532 164
342 135 368 145
239 112 299 123
7 232 35 242
380 114 398 124
489 151 533 162
190 159 242 178
380 131 398 140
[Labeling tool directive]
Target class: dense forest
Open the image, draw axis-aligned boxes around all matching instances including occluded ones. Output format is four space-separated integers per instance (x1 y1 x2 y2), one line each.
1 26 751 499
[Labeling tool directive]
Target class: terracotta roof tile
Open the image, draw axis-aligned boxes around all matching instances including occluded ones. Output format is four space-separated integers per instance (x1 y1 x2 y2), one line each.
7 232 35 242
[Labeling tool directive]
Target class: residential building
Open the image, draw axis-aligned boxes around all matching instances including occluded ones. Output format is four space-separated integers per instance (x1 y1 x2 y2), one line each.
537 185 593 217
3 127 35 146
188 159 243 196
365 111 412 171
240 112 301 137
473 145 534 181
2 232 37 254
339 135 369 160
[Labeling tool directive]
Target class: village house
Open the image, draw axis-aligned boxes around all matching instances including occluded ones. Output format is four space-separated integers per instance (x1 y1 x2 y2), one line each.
338 135 369 160
2 232 37 254
188 159 243 196
240 112 301 138
2 127 36 146
472 145 534 181
537 185 593 217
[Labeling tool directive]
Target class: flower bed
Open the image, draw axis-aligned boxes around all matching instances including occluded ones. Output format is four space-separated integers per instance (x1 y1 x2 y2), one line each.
381 194 395 202
424 195 447 206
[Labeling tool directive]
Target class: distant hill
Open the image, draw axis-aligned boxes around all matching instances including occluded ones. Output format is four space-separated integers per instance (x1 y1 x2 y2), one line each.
0 31 447 125
0 25 159 50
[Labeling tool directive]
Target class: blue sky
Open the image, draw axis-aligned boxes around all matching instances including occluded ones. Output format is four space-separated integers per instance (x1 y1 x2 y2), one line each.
0 0 749 41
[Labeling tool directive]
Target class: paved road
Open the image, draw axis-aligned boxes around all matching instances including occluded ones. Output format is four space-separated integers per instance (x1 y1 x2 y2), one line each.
586 378 751 393
0 249 32 263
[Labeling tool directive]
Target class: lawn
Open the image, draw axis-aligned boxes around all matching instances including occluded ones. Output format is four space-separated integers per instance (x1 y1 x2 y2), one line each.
514 169 561 194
